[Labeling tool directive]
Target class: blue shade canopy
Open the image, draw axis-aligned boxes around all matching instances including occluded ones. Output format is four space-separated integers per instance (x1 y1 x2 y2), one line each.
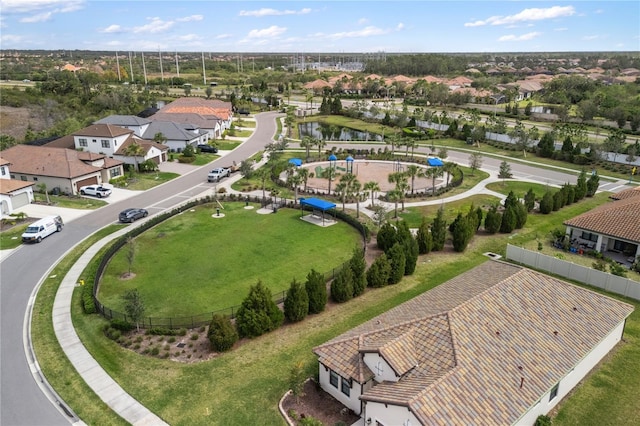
299 197 336 211
328 154 337 161
289 158 302 167
346 156 354 162
428 158 444 166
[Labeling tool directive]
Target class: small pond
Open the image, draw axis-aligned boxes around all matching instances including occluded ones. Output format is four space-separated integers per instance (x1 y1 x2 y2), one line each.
298 122 383 142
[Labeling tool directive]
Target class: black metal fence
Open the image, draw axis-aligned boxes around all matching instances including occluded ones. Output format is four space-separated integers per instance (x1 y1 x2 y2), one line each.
93 196 367 329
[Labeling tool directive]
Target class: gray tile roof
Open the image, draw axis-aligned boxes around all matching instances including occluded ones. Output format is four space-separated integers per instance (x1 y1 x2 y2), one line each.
314 260 634 425
94 115 152 126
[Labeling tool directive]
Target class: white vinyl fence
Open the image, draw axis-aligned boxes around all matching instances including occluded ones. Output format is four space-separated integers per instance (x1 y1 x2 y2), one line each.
506 244 640 301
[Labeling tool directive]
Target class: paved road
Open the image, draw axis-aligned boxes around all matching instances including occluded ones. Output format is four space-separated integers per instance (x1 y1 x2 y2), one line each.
0 111 281 426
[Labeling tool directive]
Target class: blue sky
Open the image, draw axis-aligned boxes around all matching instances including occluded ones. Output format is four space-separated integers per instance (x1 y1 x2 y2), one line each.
1 1 638 53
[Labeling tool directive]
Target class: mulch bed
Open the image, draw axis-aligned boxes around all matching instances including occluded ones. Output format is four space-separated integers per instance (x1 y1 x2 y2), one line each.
281 379 360 426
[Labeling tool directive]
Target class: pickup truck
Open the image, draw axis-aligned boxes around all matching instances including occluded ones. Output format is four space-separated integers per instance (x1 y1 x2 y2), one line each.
207 167 231 182
79 184 112 198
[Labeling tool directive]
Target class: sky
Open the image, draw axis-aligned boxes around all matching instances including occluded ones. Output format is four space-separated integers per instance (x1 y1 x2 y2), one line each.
1 0 639 53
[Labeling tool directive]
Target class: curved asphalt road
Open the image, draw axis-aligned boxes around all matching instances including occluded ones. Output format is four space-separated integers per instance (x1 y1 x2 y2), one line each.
0 111 281 426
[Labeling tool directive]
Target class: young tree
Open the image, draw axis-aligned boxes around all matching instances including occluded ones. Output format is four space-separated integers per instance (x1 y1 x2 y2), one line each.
122 289 145 331
377 222 398 252
483 204 502 234
468 152 483 176
284 279 309 323
305 269 327 314
539 191 554 214
524 188 536 212
416 216 433 254
451 213 473 252
207 314 239 352
366 254 391 288
537 131 555 158
126 236 136 276
364 181 380 208
387 243 406 284
498 161 513 182
349 246 367 297
430 208 447 251
235 281 284 338
124 141 145 172
500 205 517 233
397 221 419 275
575 169 587 200
586 171 600 197
330 266 354 303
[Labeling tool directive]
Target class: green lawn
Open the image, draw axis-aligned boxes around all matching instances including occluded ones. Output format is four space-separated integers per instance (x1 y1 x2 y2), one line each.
98 203 361 317
216 141 242 151
397 194 502 228
122 172 180 191
34 193 108 209
485 181 552 199
30 189 640 425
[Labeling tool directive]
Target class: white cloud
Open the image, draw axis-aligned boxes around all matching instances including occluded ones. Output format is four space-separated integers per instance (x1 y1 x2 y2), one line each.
176 34 201 42
314 26 391 41
554 27 568 32
498 32 542 42
0 0 84 13
239 8 311 17
582 35 600 41
215 33 232 40
176 15 203 22
397 22 404 31
246 25 286 38
358 18 368 25
465 6 575 27
0 33 24 43
20 12 52 23
100 24 122 34
133 17 174 34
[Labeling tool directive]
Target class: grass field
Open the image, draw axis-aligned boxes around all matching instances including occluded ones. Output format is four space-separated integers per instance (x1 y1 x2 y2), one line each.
30 190 640 425
98 203 361 317
485 180 552 199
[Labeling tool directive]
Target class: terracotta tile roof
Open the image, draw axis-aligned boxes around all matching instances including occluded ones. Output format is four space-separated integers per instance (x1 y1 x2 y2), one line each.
304 79 333 90
44 135 75 149
610 187 640 200
315 261 633 425
563 197 640 243
0 178 34 194
159 97 232 120
0 145 105 178
0 158 10 167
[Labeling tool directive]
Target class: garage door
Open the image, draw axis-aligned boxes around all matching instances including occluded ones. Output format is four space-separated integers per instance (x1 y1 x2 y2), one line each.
75 176 99 193
11 192 30 209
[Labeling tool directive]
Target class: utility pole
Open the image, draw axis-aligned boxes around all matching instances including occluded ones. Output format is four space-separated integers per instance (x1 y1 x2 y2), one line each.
175 51 180 77
115 51 121 81
201 51 206 85
128 51 134 82
159 47 164 81
141 51 148 85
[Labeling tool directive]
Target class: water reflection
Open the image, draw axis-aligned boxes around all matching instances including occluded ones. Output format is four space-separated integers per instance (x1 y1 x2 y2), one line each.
298 122 383 142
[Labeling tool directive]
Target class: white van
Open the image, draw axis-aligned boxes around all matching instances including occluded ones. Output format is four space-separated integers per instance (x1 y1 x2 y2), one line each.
21 215 64 243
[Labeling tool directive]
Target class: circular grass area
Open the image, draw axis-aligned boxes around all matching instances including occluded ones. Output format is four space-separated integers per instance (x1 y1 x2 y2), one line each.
97 202 362 317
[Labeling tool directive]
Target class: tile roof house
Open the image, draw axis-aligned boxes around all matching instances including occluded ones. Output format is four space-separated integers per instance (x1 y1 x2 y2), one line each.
150 97 233 139
0 157 35 216
0 144 123 195
564 190 640 262
95 115 208 153
313 261 633 426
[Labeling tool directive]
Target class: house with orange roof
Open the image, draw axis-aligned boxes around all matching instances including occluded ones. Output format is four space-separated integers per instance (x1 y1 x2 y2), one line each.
0 157 35 216
314 261 633 425
152 97 233 139
0 145 123 195
564 191 640 263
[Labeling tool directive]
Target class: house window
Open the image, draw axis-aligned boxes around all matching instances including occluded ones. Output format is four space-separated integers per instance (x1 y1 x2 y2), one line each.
581 231 598 242
341 378 351 397
20 175 27 181
1 167 6 176
33 177 38 181
549 383 559 401
101 139 110 148
111 167 121 178
79 138 88 147
329 370 339 388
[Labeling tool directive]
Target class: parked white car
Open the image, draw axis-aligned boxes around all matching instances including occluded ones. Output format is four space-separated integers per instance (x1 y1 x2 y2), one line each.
207 167 230 182
21 215 63 243
79 184 112 198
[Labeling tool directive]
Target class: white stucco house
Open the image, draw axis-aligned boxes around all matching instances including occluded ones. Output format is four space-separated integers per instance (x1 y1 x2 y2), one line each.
313 261 633 425
0 157 35 216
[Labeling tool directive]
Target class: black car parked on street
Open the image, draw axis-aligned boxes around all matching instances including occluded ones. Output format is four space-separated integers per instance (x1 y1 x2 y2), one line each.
119 208 148 223
197 144 218 153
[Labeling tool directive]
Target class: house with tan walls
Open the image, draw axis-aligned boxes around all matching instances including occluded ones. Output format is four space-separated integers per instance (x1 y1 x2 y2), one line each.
313 261 633 425
0 145 123 195
0 157 35 216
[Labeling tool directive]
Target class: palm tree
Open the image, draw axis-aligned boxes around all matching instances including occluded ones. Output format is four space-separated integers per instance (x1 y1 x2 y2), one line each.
443 162 456 186
300 136 314 161
334 181 348 211
316 138 327 156
289 173 302 204
324 165 336 195
364 181 380 207
124 141 145 172
352 180 364 218
396 180 410 212
386 132 400 156
388 189 402 219
423 167 444 196
297 167 310 192
406 164 420 194
255 166 270 205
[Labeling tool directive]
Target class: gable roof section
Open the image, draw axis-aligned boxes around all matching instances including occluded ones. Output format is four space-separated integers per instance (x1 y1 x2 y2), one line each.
94 115 152 126
141 121 203 141
114 136 168 156
159 97 232 120
610 186 640 200
73 123 133 138
0 178 34 195
0 145 106 178
564 197 640 243
315 261 633 425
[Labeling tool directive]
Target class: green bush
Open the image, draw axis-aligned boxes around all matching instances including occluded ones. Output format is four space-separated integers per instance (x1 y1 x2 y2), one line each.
81 282 96 314
235 281 284 338
305 269 327 314
367 254 391 288
284 279 309 323
207 314 238 352
330 266 354 303
535 414 552 426
110 319 134 332
177 155 197 163
349 246 367 297
387 243 406 284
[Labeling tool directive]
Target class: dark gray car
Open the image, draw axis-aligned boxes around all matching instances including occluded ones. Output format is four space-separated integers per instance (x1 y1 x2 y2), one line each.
118 208 148 223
